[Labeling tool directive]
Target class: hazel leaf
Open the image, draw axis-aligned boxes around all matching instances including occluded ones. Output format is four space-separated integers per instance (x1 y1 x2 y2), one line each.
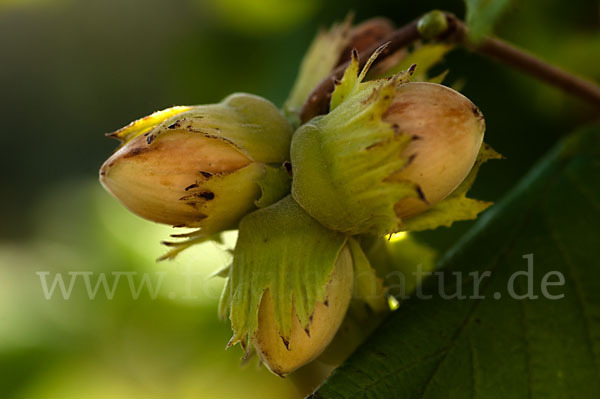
313 123 600 399
464 0 514 42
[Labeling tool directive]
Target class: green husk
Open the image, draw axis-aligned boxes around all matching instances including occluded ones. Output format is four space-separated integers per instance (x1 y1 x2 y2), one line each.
291 51 419 236
220 196 348 352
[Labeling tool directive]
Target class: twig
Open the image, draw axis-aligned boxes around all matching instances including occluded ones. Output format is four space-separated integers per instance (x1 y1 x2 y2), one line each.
299 19 421 123
299 12 600 124
444 13 600 109
475 37 600 107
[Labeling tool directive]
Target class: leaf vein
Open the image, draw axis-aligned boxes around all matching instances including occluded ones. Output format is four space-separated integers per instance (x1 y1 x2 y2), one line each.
543 205 600 376
518 279 534 399
566 171 600 213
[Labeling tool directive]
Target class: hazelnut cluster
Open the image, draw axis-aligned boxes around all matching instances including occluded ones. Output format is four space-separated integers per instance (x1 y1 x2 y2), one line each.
100 16 495 376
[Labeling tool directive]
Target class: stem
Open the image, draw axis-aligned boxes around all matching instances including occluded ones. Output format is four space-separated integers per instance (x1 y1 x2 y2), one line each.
444 13 600 109
299 19 421 123
475 37 600 107
300 12 600 123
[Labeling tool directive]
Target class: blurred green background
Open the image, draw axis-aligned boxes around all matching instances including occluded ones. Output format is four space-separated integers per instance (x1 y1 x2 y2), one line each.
0 0 598 397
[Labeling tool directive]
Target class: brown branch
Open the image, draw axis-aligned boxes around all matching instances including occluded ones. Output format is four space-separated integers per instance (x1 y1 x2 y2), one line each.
299 12 600 124
475 37 600 107
299 19 421 123
444 13 600 109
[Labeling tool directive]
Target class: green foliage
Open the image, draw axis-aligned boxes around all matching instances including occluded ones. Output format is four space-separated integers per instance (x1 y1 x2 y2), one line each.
313 125 600 398
464 0 513 41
